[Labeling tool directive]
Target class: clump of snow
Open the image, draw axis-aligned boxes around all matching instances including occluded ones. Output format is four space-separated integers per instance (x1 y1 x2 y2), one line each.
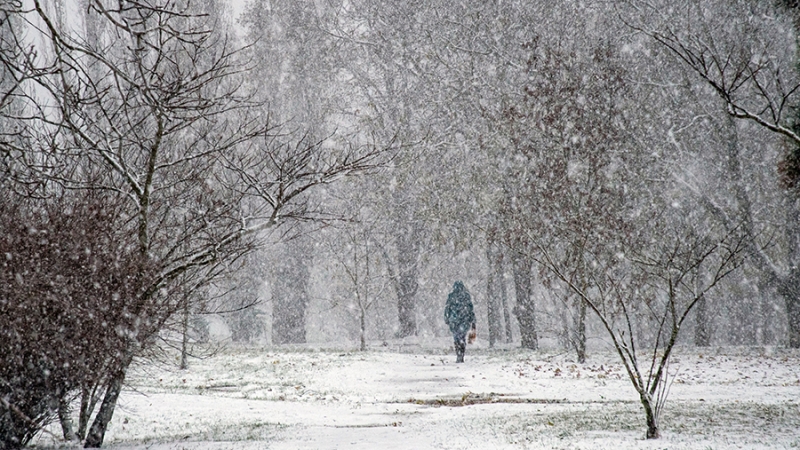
31 345 800 449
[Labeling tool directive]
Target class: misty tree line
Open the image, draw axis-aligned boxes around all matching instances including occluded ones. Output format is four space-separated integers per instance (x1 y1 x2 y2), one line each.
237 0 800 355
1 0 800 447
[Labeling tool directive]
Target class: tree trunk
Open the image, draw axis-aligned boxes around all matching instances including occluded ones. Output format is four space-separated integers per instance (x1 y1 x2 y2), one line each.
486 244 504 347
84 368 126 448
359 306 367 351
272 285 308 344
778 275 800 348
77 384 93 440
394 223 421 338
755 280 778 345
694 293 711 347
58 396 78 442
575 297 587 363
512 252 538 350
691 232 711 347
396 279 417 337
640 393 660 439
272 243 310 345
501 255 513 344
179 303 189 369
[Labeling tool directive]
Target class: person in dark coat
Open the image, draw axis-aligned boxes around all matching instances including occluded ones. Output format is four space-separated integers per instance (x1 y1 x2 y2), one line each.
444 281 476 363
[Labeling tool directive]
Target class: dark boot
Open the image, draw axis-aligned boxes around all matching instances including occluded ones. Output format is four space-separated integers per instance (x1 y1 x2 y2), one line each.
455 340 466 363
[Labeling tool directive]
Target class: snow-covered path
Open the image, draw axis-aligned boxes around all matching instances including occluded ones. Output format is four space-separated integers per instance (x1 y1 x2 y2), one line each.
33 346 800 449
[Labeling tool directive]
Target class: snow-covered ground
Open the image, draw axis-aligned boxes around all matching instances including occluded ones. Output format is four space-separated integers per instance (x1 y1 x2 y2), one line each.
32 342 800 449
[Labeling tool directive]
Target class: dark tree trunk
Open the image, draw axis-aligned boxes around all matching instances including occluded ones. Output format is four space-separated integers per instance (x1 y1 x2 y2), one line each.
640 394 660 439
395 275 418 338
58 396 78 442
694 293 711 347
486 244 504 347
272 243 310 345
179 303 189 369
575 298 587 363
755 280 779 345
359 307 367 351
77 383 98 441
778 274 800 348
512 252 537 350
272 277 308 344
500 255 513 344
84 368 126 448
690 231 711 347
394 223 421 338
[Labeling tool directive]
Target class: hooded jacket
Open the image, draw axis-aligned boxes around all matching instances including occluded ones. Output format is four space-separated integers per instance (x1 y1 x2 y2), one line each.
444 281 475 335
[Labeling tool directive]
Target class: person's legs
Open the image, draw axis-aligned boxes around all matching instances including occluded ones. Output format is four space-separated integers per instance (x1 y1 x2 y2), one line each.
454 333 466 363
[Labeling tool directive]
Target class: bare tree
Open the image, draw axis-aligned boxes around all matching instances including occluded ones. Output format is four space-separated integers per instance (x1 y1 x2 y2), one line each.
498 39 630 354
325 211 391 351
537 212 746 438
625 0 800 348
0 1 391 447
320 0 451 338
